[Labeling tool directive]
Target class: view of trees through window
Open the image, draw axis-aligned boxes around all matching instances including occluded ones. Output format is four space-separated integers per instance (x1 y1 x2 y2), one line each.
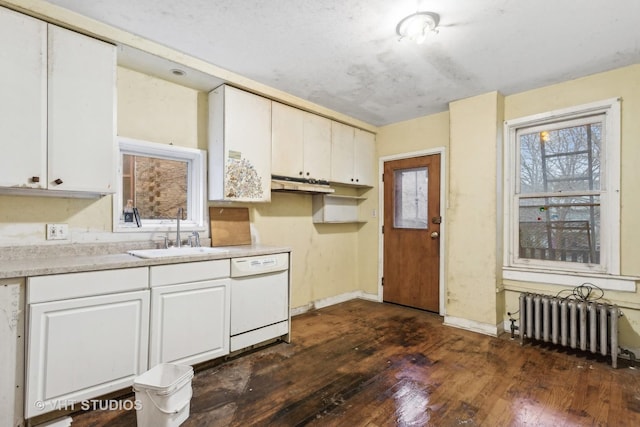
518 120 602 264
122 154 188 220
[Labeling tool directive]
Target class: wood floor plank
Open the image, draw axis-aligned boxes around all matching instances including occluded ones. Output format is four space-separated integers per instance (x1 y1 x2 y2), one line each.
67 299 640 426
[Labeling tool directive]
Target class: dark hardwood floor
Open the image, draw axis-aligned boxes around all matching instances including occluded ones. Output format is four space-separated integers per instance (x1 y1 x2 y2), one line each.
70 299 640 426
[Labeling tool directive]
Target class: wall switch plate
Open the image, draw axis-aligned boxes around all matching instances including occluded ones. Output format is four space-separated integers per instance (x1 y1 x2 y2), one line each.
46 223 69 240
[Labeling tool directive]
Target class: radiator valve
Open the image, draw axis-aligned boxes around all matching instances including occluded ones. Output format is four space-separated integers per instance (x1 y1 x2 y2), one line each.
507 311 519 340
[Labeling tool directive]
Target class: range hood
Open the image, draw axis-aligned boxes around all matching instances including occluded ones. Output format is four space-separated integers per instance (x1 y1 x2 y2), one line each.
271 176 335 194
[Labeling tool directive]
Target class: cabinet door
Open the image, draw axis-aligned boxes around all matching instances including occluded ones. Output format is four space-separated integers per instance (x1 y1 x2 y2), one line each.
330 121 355 184
354 129 376 186
25 290 149 418
149 279 230 366
303 113 331 182
0 8 47 188
47 25 116 193
210 85 271 201
272 102 304 178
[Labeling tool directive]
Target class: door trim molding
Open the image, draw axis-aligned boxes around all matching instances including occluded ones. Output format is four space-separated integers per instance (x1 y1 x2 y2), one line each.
378 147 447 315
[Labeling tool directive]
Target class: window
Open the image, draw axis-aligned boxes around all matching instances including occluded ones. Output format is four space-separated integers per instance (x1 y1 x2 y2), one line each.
503 98 631 291
114 137 206 232
394 167 428 229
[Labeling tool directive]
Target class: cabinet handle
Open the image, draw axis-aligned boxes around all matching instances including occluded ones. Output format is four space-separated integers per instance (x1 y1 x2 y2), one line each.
53 178 63 185
31 176 40 183
356 178 359 182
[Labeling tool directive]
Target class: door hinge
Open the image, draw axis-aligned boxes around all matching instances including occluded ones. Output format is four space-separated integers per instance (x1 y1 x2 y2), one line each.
381 225 384 234
381 173 384 182
381 277 384 287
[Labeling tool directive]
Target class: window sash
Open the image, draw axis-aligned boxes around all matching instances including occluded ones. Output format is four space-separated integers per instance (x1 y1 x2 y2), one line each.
515 115 604 196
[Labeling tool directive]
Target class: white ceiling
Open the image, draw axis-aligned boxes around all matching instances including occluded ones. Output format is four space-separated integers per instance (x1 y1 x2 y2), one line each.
45 0 640 126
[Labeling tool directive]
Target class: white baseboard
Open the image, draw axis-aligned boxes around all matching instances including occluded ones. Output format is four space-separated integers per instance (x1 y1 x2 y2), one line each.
290 304 313 317
444 315 503 337
290 291 380 317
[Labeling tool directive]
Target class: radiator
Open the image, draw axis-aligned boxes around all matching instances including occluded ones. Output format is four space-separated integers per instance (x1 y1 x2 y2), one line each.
518 293 621 368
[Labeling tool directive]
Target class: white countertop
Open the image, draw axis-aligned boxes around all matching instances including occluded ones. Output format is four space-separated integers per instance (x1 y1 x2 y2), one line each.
0 244 291 279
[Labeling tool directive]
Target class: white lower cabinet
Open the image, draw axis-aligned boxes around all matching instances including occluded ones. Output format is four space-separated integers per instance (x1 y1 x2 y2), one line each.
25 290 149 418
150 278 230 366
149 260 231 367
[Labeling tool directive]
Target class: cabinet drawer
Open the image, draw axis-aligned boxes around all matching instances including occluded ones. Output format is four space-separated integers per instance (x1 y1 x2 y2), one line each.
150 259 230 287
27 267 149 303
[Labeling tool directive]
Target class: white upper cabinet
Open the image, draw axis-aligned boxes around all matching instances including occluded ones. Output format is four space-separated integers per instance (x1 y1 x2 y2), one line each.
330 121 355 185
330 121 376 187
0 7 116 195
209 85 272 202
47 25 116 194
353 128 376 187
0 7 47 188
272 102 331 182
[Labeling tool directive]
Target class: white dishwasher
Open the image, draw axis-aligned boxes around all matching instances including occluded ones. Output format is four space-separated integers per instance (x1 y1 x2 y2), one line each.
230 252 290 352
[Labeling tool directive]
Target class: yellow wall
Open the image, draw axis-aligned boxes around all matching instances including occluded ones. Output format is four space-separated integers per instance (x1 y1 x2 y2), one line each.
447 92 504 328
0 66 370 312
376 65 640 350
377 111 450 158
117 67 206 150
502 65 640 350
249 193 362 308
0 67 204 245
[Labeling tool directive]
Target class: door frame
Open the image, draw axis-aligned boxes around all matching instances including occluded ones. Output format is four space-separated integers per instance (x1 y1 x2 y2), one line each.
378 147 447 315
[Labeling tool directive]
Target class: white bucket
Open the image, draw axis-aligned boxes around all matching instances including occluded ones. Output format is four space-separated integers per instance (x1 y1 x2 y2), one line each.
133 363 194 427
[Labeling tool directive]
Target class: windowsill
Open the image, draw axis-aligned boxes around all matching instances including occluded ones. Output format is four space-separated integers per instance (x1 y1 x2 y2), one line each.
502 267 637 292
113 222 206 233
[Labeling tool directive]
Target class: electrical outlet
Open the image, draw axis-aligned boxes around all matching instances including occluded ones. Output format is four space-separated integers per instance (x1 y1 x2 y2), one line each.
46 223 69 240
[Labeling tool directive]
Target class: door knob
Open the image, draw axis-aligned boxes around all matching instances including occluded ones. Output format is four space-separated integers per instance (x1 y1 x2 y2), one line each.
430 231 439 239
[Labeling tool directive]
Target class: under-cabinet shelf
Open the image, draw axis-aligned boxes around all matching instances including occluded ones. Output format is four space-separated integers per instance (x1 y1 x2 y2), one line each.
312 194 366 224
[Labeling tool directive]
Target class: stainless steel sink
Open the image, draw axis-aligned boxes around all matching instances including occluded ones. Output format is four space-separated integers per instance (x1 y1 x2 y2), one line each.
127 247 229 259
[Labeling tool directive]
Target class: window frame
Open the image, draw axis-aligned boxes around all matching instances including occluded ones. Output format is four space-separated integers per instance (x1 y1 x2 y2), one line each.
502 98 633 291
113 137 207 233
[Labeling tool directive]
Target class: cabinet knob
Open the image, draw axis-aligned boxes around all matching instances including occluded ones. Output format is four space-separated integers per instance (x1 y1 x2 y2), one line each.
299 171 304 176
351 178 354 182
31 176 40 183
53 178 63 185
306 172 310 176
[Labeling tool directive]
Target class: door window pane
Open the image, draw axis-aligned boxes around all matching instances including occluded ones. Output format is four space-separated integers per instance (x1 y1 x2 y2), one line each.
394 167 428 229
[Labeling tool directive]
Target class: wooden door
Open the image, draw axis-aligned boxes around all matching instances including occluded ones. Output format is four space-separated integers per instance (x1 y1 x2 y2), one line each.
383 154 441 312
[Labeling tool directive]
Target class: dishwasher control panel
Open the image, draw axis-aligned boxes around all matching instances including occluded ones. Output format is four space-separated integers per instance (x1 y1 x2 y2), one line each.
230 252 289 277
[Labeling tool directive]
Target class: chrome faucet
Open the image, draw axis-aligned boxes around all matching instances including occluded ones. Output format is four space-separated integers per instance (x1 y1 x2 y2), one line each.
176 207 183 247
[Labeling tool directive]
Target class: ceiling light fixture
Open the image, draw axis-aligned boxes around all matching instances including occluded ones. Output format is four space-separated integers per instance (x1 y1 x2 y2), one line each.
170 68 186 76
396 11 440 44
